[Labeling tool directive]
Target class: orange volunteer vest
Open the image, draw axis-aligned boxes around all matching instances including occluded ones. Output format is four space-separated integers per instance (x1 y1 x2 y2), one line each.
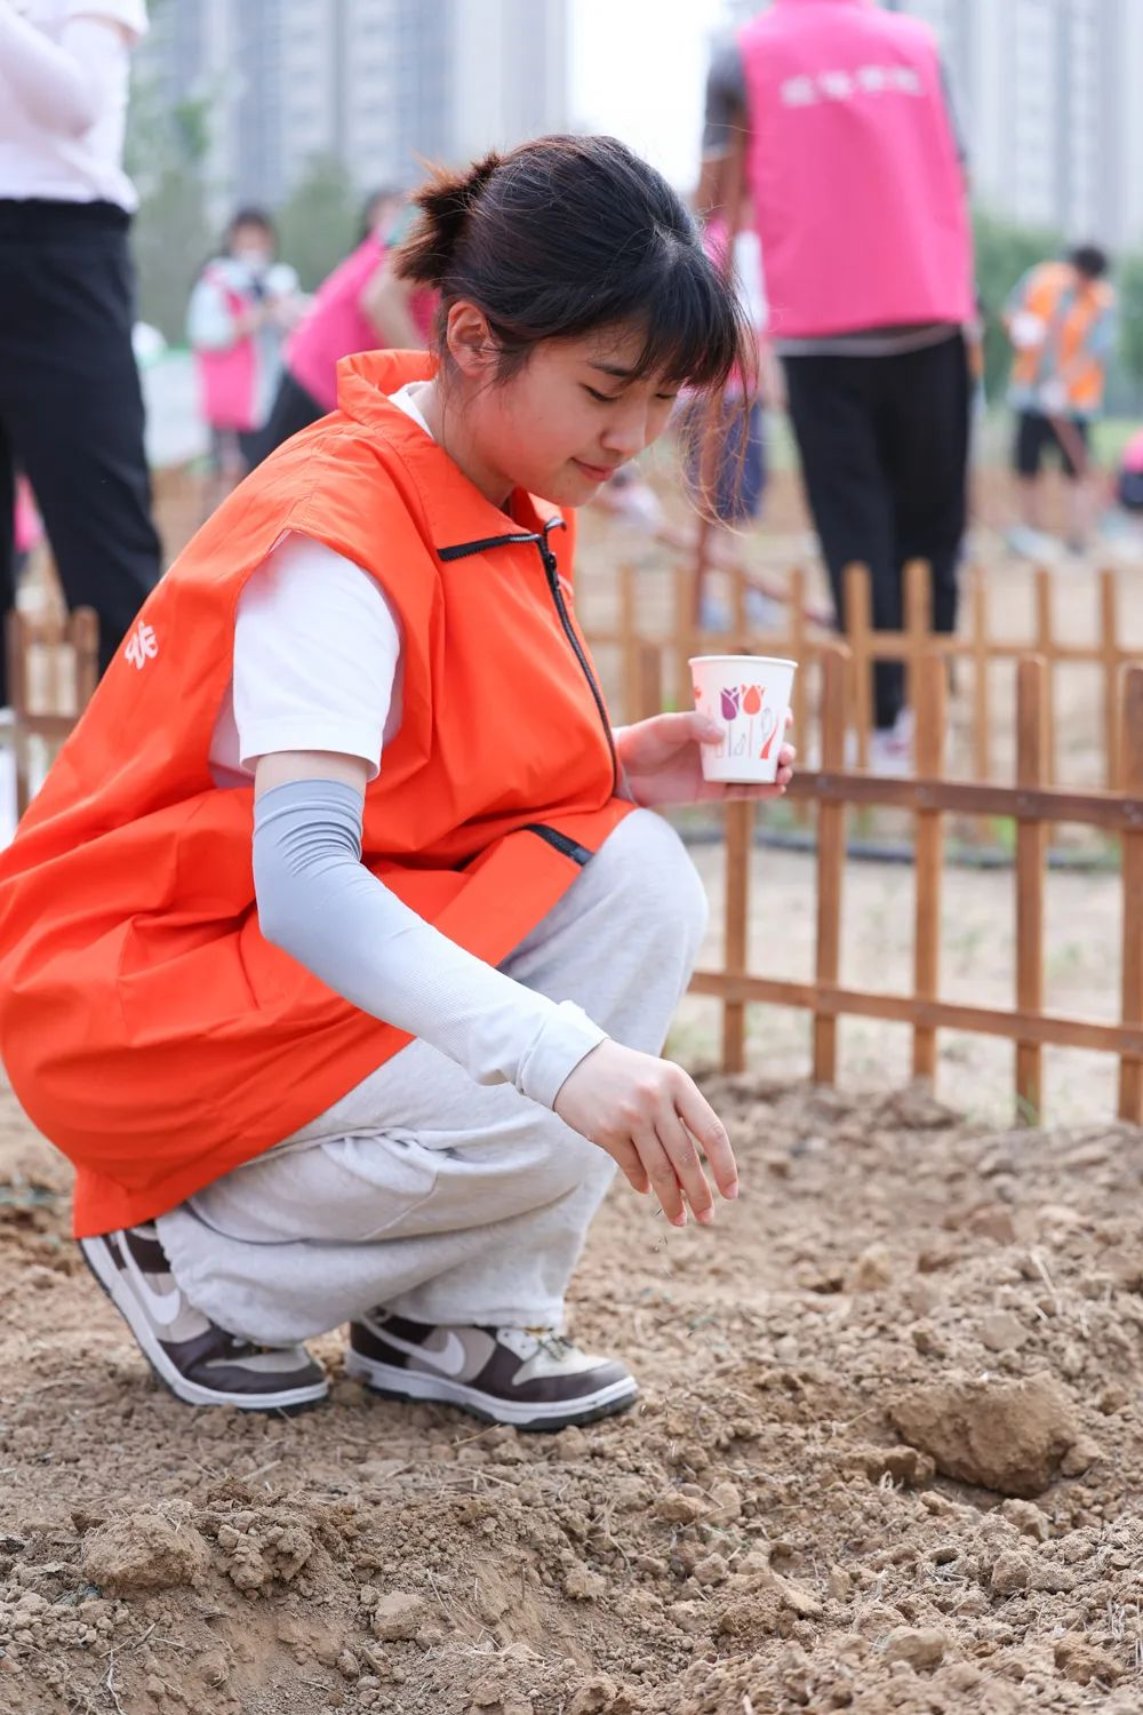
1009 261 1115 415
0 350 633 1236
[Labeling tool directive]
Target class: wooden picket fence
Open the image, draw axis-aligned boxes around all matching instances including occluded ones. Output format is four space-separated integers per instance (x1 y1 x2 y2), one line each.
5 569 1143 1127
5 607 98 816
586 555 1138 794
686 644 1143 1126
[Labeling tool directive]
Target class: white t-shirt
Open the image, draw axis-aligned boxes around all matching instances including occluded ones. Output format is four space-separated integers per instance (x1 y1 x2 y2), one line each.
208 383 427 786
213 383 605 1099
0 1 148 211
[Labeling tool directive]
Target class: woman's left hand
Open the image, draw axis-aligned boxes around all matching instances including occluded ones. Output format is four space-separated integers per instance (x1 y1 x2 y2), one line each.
616 711 795 808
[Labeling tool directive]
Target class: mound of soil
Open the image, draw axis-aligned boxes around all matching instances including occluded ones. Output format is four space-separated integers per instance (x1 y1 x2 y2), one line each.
2 1075 1142 1714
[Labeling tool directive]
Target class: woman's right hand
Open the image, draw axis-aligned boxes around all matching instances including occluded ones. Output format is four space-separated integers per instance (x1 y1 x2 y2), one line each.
553 1040 739 1227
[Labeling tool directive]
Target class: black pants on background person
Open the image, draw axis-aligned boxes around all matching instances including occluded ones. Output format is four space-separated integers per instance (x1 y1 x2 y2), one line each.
783 332 969 732
249 369 325 469
0 199 161 705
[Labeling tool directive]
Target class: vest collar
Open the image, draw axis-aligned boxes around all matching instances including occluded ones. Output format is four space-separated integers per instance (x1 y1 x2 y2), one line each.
335 348 561 553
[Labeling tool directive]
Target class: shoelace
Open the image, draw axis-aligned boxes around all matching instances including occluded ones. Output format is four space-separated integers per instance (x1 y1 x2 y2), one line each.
526 1329 576 1363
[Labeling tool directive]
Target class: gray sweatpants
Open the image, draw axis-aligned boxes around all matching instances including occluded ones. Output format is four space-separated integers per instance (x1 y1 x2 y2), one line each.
157 810 708 1346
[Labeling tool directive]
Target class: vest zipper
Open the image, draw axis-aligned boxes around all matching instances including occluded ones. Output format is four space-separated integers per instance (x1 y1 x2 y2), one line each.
535 519 619 792
438 518 619 792
522 824 593 866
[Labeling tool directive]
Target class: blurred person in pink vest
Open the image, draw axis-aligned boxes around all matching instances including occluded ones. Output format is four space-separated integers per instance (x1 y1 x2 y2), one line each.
187 207 303 509
13 475 43 584
1117 428 1143 516
252 188 437 464
699 0 974 770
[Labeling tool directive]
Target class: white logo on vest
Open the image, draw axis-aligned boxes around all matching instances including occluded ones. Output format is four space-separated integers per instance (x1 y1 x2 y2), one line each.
125 622 158 671
781 65 924 107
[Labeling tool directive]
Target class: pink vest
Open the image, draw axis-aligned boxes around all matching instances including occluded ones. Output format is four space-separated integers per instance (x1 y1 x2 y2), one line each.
194 265 258 432
286 235 437 413
740 0 973 339
14 479 42 557
1123 430 1143 475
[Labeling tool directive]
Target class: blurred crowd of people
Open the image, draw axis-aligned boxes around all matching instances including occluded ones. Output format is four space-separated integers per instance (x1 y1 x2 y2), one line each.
1 0 1138 758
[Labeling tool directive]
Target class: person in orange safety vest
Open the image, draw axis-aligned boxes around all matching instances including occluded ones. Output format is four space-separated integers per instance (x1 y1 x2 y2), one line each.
0 135 794 1430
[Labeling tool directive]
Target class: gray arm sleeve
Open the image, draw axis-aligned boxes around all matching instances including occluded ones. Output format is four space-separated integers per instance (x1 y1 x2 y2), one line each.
702 37 747 155
252 779 607 1108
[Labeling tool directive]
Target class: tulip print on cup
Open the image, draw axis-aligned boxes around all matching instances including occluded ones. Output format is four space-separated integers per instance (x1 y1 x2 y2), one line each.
689 654 797 784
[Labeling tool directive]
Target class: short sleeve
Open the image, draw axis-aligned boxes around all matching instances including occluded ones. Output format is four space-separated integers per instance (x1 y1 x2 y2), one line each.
703 37 747 156
65 1 148 43
233 535 403 777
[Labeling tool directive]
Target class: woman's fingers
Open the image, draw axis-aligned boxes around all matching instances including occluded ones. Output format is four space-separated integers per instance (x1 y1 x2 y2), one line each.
634 1124 687 1225
655 1105 716 1225
612 1138 651 1196
674 1079 739 1200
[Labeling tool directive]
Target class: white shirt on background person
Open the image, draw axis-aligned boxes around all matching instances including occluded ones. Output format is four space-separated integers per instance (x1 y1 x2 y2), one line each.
0 1 148 211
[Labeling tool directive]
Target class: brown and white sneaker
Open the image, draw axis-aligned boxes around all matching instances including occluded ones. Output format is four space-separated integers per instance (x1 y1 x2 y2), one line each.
346 1309 638 1432
80 1224 329 1412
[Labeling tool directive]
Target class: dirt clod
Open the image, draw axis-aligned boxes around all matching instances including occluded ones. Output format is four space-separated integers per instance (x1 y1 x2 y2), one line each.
881 1626 946 1670
370 1591 427 1641
888 1371 1080 1497
80 1507 210 1594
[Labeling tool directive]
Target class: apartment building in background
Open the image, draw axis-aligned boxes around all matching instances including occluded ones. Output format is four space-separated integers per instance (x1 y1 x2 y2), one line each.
721 0 1143 251
137 0 569 218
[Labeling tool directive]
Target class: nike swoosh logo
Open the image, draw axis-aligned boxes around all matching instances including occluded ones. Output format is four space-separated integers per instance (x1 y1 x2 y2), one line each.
117 1230 183 1329
372 1325 469 1379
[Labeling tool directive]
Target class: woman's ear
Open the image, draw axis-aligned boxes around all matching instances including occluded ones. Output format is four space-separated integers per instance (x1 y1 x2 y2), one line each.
444 301 499 382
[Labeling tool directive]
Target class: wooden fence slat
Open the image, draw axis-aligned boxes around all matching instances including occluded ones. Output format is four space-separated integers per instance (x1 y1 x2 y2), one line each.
813 646 848 1081
786 771 1143 832
912 650 946 1079
6 611 30 817
789 567 811 827
730 553 747 648
674 560 697 712
971 565 991 800
70 608 100 710
619 561 640 727
638 643 663 729
1015 657 1048 1123
686 973 1143 1057
843 564 872 769
904 558 932 767
1100 568 1121 791
1118 666 1143 1122
722 800 753 1074
1034 568 1057 788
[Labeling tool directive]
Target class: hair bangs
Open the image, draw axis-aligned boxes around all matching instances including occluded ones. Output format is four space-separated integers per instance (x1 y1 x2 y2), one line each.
622 241 751 394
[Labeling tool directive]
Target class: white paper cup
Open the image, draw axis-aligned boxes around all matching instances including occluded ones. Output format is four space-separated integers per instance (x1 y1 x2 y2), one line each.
689 654 796 784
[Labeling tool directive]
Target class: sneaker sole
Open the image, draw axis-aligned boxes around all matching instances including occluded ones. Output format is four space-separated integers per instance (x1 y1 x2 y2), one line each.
80 1238 329 1414
344 1349 638 1433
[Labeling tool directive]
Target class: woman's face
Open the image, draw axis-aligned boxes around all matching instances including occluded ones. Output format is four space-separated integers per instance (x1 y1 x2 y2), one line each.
229 222 274 273
460 321 680 508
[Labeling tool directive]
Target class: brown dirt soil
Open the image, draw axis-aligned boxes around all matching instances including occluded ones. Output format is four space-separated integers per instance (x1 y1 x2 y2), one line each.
3 1077 1143 1715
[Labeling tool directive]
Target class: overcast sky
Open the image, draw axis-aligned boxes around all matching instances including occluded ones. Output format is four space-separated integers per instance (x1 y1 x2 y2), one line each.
569 0 729 192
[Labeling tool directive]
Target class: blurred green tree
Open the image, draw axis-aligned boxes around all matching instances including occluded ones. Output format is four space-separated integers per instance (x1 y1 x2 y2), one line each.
274 154 361 292
1116 252 1143 394
126 10 213 346
971 208 1062 402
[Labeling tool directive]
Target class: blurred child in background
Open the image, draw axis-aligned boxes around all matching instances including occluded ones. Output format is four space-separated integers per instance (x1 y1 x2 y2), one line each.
188 208 303 508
